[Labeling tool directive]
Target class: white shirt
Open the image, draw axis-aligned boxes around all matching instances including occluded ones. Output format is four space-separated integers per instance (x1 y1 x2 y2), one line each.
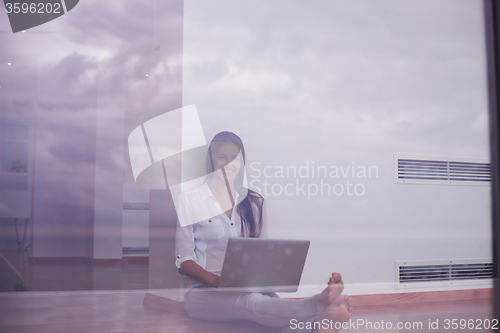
175 182 267 290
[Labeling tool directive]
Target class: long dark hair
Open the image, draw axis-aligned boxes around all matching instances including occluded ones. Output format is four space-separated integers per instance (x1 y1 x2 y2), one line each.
207 131 264 238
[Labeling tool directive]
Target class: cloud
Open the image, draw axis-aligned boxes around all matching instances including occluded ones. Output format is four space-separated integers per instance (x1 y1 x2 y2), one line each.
183 0 489 160
181 0 491 286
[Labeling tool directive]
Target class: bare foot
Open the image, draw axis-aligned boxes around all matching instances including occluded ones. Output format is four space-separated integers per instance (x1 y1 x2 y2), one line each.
314 273 344 313
314 301 351 333
331 295 353 313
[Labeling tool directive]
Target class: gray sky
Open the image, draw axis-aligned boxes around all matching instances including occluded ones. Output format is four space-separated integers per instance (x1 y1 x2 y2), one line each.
182 0 491 289
0 0 492 290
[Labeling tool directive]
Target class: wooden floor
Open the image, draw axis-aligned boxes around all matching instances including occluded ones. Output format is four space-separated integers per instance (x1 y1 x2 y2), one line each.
1 251 149 291
0 291 493 333
0 250 495 332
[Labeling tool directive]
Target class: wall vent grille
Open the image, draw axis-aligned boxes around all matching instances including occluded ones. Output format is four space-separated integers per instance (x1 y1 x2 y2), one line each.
395 259 492 288
394 155 490 186
123 202 150 210
122 247 149 255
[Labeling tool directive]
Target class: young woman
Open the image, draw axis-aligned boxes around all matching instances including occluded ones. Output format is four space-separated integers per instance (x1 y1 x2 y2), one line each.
175 131 352 333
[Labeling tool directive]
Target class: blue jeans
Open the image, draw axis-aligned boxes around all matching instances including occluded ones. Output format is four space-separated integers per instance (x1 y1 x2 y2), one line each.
184 287 319 333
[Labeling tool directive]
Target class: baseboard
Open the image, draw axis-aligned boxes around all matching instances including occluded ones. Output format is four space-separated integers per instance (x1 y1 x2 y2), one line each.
27 256 149 265
350 288 493 307
28 256 91 264
92 256 149 264
90 259 122 265
142 288 493 315
121 256 149 262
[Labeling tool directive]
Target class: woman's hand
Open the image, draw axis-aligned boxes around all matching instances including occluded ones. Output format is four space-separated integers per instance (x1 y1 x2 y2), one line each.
179 260 220 287
210 274 220 288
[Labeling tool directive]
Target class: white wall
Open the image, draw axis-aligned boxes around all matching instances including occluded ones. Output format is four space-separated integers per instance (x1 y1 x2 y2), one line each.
182 0 491 295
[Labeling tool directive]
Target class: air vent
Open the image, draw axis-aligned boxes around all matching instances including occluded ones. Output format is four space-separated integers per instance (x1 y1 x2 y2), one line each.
394 155 490 186
395 259 492 289
123 202 150 210
122 247 149 255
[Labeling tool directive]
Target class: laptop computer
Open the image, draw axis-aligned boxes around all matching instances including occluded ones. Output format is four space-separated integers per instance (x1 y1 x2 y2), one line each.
218 238 310 292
